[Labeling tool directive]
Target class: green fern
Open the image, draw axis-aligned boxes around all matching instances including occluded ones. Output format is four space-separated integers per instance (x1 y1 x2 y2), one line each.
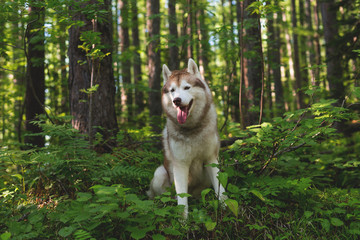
74 229 94 240
101 164 151 180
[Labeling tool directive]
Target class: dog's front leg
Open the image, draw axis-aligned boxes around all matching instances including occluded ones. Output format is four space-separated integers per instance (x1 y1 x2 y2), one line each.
206 160 227 202
173 163 190 218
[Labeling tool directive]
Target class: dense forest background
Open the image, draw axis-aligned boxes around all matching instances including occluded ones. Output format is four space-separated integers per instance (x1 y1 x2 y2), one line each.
1 0 359 239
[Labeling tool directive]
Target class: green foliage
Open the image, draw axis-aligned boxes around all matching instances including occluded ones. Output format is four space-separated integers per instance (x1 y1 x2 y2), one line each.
1 98 359 239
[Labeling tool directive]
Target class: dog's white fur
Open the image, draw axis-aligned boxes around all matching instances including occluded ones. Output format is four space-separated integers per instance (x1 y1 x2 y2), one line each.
147 59 226 218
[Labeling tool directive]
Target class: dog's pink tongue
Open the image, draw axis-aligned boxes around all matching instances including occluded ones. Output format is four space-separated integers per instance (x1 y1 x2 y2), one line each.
177 107 188 124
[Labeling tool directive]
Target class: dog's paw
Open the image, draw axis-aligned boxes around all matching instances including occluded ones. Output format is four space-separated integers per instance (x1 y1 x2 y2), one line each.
219 194 228 209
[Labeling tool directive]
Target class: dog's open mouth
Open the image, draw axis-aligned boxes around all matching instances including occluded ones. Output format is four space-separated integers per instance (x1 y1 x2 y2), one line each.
177 99 193 124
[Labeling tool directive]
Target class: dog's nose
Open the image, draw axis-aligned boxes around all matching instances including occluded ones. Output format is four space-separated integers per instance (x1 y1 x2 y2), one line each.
173 97 182 107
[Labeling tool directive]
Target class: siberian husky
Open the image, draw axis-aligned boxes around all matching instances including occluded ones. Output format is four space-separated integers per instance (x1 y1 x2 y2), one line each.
147 58 227 218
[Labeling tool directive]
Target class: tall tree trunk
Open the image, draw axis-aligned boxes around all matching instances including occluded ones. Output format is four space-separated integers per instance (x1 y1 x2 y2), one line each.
119 0 133 121
271 0 285 114
220 0 229 123
282 10 295 111
236 0 247 129
68 0 118 152
313 0 322 86
298 0 309 95
196 3 203 78
291 0 305 109
12 9 26 143
266 1 274 116
242 0 264 126
24 4 45 148
305 0 318 86
168 0 179 70
131 0 144 115
198 3 212 81
319 0 345 101
229 0 240 122
186 0 193 59
147 0 162 132
59 21 69 115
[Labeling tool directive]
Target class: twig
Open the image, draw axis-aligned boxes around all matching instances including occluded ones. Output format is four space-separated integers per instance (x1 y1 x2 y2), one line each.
273 142 306 157
0 43 24 50
0 67 24 73
260 142 306 174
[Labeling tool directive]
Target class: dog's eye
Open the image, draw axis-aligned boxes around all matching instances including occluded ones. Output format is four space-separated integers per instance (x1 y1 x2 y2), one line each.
184 86 191 90
170 88 175 92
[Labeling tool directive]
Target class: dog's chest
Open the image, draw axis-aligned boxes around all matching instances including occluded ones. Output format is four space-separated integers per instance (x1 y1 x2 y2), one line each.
167 130 218 165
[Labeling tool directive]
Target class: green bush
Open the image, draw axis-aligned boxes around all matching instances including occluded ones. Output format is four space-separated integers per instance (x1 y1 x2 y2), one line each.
1 99 360 239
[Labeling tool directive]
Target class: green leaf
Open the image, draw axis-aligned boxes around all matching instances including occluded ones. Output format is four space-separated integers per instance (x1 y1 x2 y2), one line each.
11 174 23 181
177 193 191 198
218 172 228 187
163 228 181 236
353 87 360 99
131 229 147 240
73 229 93 240
225 199 239 218
116 211 130 219
304 211 313 219
77 192 93 202
28 212 44 224
0 232 11 240
205 221 217 231
270 213 281 219
330 218 344 227
91 185 117 195
250 190 266 202
152 234 166 240
160 196 172 203
227 184 240 194
58 226 76 238
201 188 212 205
154 208 168 217
320 219 330 232
349 222 360 235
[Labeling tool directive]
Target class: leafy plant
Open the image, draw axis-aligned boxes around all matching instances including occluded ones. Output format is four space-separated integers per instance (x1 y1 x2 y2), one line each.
1 97 360 239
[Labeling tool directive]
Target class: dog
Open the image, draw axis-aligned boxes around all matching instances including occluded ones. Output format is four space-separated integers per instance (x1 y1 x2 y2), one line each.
147 58 227 218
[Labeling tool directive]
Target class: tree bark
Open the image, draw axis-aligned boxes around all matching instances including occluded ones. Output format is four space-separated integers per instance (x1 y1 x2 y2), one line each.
12 8 26 143
198 3 212 81
131 0 144 115
282 10 295 111
68 0 118 152
313 1 322 86
291 0 305 109
168 0 179 70
119 0 133 121
272 0 285 113
298 0 309 94
147 0 162 132
24 4 45 148
305 0 318 86
319 0 345 101
59 21 69 115
186 0 193 59
242 0 264 126
236 0 247 129
228 0 240 123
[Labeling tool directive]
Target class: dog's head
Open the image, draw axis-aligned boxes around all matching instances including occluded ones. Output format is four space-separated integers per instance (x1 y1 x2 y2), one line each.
162 59 211 125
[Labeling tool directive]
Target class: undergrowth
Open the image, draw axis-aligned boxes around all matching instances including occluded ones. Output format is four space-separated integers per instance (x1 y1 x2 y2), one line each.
1 97 359 239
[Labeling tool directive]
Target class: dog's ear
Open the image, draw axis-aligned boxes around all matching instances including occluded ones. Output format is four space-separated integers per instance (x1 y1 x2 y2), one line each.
162 64 171 84
187 58 199 75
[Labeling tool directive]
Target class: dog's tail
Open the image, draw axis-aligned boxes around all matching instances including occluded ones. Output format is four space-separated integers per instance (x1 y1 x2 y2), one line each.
147 165 171 199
